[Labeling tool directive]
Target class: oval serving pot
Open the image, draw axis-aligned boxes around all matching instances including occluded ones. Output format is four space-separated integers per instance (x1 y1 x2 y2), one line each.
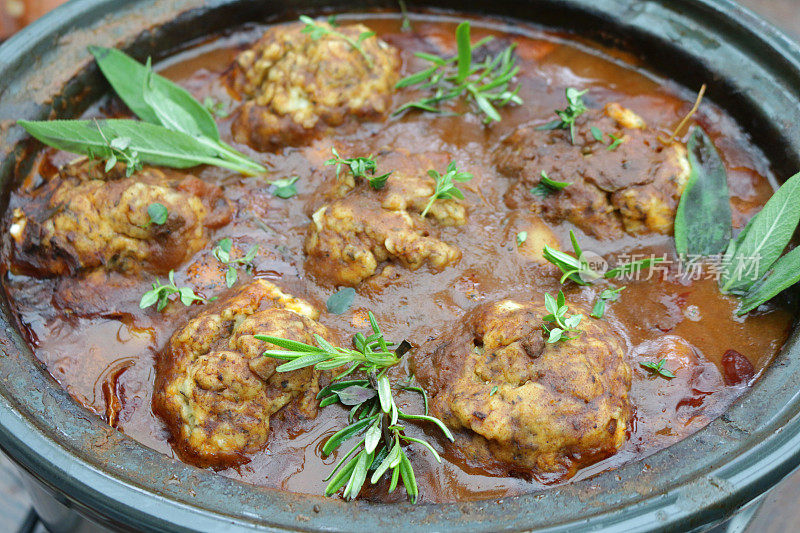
1 1 799 531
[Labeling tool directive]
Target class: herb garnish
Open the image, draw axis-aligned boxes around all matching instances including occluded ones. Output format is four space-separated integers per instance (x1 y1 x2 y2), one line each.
536 87 588 144
543 230 662 285
516 231 527 247
20 48 267 177
203 97 229 118
139 270 212 311
327 287 357 315
542 290 583 343
394 21 522 123
257 313 453 502
590 126 604 142
606 134 623 151
299 15 375 68
95 125 141 176
489 385 499 396
421 161 473 218
674 127 732 257
269 176 300 199
721 172 800 313
213 238 259 288
591 286 625 319
143 202 168 227
325 148 392 190
530 170 572 198
639 359 676 379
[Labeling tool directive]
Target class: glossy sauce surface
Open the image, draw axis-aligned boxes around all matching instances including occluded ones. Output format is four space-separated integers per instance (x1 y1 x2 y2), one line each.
2 14 794 502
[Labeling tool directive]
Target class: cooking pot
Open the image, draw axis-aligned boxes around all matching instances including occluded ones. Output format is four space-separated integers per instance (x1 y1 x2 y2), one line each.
1 0 799 531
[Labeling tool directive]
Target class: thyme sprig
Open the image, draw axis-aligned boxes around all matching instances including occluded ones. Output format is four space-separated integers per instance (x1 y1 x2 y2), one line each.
542 290 583 343
537 87 588 144
139 270 213 311
325 148 392 190
300 15 376 68
257 312 453 503
421 161 473 218
394 21 522 123
640 359 676 379
212 238 258 288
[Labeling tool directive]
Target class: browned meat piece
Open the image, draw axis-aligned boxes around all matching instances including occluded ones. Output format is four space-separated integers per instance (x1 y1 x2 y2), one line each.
494 103 690 239
230 22 400 150
304 151 464 286
153 279 333 468
415 298 632 481
9 160 232 277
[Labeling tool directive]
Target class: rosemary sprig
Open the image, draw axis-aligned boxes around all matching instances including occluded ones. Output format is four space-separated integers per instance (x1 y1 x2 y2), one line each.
421 161 473 218
394 21 522 123
542 230 662 285
530 170 572 198
536 87 588 144
212 238 258 288
300 15 375 68
257 312 453 503
325 148 392 190
542 290 583 343
139 270 213 311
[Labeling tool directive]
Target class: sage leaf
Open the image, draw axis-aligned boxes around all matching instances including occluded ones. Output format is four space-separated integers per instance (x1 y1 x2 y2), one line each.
720 171 800 294
674 126 732 256
89 46 219 140
738 246 800 315
18 119 250 172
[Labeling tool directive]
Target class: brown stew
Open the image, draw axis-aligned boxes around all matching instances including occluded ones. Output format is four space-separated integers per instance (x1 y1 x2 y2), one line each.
2 13 794 502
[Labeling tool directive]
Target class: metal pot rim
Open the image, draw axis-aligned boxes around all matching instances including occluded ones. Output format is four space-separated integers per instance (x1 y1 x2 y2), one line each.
1 1 800 531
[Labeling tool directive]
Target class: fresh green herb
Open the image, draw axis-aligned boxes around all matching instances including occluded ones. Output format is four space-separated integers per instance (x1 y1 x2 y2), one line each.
139 270 212 311
489 385 499 396
203 97 229 118
720 171 800 295
212 238 259 288
394 21 522 123
94 122 142 176
590 126 604 142
398 0 412 32
20 47 267 177
327 287 357 315
269 176 300 199
604 257 662 279
530 170 572 197
143 202 168 227
542 290 583 343
590 286 625 319
421 161 473 218
738 246 800 314
674 126 732 257
19 119 266 174
299 15 375 68
536 87 588 144
606 133 623 151
516 231 527 247
91 47 265 175
258 313 453 503
639 359 676 379
325 148 392 190
543 230 662 285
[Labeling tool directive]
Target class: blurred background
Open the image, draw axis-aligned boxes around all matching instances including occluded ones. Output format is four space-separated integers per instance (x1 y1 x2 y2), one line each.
0 0 798 532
